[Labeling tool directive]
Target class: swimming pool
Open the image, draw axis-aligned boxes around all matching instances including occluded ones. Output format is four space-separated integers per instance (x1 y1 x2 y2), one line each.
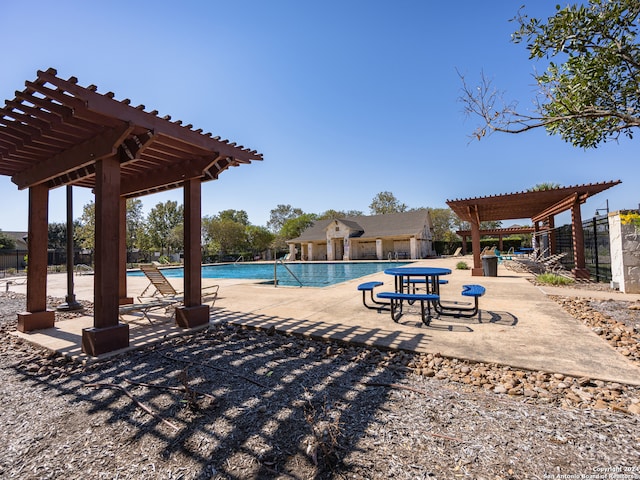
128 261 412 287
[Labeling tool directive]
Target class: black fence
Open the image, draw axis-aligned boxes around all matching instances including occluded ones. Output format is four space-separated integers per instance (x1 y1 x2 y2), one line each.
0 249 156 277
0 250 27 276
543 215 611 283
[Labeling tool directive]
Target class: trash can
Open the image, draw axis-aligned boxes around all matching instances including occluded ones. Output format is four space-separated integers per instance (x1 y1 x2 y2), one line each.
481 255 498 277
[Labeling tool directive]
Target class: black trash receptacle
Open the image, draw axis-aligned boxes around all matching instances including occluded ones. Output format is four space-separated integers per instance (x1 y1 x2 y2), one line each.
481 255 498 277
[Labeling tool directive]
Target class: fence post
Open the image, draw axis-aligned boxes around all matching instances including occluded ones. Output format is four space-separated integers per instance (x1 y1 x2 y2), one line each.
592 217 600 283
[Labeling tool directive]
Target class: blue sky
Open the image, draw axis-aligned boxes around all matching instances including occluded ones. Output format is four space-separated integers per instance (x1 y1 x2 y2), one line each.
0 1 636 232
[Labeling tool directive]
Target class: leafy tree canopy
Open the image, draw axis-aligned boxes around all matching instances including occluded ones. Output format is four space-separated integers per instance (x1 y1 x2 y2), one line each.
529 182 562 191
316 209 365 220
429 208 461 242
202 216 247 257
460 0 640 148
48 222 67 250
218 209 250 225
280 213 318 240
146 200 184 255
267 204 304 233
75 201 96 250
245 225 275 256
369 191 408 215
0 230 16 250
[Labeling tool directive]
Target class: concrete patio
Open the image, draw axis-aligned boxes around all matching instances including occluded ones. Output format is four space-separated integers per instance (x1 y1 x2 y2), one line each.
8 255 640 385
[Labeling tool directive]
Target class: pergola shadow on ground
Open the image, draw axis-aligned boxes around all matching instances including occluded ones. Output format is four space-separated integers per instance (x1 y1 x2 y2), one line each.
7 321 404 478
0 68 262 355
446 181 621 277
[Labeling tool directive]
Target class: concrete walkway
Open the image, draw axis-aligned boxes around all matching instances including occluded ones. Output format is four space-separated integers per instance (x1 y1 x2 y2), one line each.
8 256 640 385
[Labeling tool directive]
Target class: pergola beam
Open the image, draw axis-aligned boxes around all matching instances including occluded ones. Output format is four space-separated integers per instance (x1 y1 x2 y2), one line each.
36 70 261 161
12 123 133 189
447 181 621 278
531 192 588 223
1 68 263 357
120 158 213 197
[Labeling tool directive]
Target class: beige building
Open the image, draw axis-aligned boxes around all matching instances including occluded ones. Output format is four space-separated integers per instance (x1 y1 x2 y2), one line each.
287 210 436 261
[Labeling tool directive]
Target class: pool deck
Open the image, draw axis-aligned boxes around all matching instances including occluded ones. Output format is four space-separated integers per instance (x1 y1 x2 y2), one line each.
7 255 640 386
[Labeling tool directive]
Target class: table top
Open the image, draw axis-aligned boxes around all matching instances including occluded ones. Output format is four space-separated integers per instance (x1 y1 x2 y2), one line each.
384 266 452 276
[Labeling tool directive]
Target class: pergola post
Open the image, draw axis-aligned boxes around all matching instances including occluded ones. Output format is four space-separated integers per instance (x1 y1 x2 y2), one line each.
175 178 209 328
571 201 590 279
119 197 133 305
471 220 483 277
547 216 556 254
82 156 129 355
17 184 55 332
460 234 468 255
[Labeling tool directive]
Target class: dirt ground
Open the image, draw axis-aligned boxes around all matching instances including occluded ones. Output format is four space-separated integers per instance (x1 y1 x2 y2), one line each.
0 289 639 480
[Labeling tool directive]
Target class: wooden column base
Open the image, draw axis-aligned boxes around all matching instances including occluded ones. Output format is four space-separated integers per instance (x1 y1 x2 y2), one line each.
572 268 591 280
17 310 56 332
175 304 210 328
119 297 134 305
82 323 129 356
471 267 484 276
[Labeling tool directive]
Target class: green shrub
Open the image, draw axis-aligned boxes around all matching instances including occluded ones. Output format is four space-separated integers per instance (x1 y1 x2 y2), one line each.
456 261 469 270
158 255 170 264
536 273 575 286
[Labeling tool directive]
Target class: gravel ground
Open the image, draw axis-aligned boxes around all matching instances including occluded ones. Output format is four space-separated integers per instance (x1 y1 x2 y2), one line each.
0 289 639 480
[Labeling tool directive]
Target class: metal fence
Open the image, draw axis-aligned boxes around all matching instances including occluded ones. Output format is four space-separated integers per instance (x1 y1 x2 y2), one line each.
545 215 611 283
0 249 155 277
0 250 27 276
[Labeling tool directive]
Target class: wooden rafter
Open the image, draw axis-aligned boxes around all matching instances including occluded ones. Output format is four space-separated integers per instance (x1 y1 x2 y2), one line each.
0 68 263 197
12 123 134 189
531 192 588 223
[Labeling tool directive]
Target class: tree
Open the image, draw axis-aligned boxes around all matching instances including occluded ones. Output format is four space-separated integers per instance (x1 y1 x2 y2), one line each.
48 222 67 250
529 182 561 191
218 209 250 225
369 191 408 215
245 225 275 258
429 208 460 242
267 204 304 233
202 215 247 259
75 199 147 251
125 198 145 251
460 0 640 148
317 209 364 220
146 200 184 255
0 230 16 250
280 213 317 240
75 201 96 250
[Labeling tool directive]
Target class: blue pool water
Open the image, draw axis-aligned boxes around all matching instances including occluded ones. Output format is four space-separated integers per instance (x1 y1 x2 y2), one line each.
128 261 411 287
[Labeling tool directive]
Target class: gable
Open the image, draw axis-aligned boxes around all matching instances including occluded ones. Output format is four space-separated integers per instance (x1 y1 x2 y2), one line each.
289 210 432 243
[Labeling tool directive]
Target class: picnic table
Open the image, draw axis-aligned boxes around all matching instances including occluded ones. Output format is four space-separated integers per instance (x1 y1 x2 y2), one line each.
359 266 486 324
378 267 452 325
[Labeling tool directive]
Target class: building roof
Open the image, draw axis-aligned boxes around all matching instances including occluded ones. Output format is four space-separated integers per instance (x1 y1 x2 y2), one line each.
0 231 28 250
446 181 621 224
0 68 262 197
290 210 430 243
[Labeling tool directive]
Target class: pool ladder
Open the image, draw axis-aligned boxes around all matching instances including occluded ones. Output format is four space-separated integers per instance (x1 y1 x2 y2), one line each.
274 258 303 287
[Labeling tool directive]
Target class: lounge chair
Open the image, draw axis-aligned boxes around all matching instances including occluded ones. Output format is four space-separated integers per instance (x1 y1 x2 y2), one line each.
1 277 27 292
138 263 219 307
452 247 462 257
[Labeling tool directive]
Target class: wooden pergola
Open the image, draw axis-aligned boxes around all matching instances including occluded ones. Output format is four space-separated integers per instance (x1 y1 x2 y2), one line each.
0 68 262 355
446 181 621 277
455 226 535 253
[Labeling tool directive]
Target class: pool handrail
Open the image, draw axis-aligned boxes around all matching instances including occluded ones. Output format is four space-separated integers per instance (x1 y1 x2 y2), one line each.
274 258 303 287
